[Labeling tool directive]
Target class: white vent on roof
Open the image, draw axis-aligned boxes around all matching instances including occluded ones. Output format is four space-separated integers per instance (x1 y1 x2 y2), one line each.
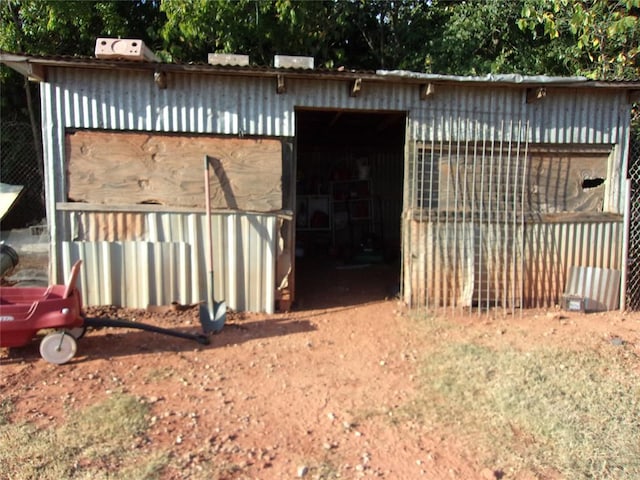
95 38 160 62
274 55 314 70
208 53 250 66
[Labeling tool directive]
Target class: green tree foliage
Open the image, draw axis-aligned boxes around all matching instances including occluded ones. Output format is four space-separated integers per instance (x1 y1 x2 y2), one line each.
0 0 164 127
160 0 343 65
0 0 163 56
2 0 637 78
159 0 441 70
329 0 440 70
519 0 640 79
426 0 574 75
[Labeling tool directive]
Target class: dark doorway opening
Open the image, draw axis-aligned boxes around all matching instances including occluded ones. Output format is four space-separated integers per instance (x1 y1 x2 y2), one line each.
294 108 406 310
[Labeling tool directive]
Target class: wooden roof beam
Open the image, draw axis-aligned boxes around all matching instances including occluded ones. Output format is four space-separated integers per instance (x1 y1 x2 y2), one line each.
1 58 45 82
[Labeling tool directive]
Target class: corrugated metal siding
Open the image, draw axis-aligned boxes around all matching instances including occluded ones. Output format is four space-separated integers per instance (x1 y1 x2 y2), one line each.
564 266 621 311
404 219 622 309
47 69 425 135
523 220 623 308
39 67 631 311
403 100 626 311
49 69 293 135
60 210 277 312
410 86 624 145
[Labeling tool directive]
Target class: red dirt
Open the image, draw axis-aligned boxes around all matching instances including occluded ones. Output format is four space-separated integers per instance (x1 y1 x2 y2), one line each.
2 261 640 479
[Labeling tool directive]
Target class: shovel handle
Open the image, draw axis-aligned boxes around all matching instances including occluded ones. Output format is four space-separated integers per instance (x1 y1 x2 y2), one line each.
203 155 214 275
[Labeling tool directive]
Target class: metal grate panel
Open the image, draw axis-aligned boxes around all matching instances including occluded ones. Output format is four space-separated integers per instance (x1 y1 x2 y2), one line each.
626 116 640 309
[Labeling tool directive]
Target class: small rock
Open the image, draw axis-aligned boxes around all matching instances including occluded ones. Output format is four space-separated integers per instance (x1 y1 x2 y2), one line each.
297 465 308 477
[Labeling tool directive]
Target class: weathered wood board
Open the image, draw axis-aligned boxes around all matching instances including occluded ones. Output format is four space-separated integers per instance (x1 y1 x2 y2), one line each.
66 131 282 211
527 151 608 213
434 149 609 214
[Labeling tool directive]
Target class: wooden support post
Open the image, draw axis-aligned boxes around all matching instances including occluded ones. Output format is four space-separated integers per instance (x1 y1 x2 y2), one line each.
276 74 286 94
350 78 362 97
419 83 435 100
526 87 547 103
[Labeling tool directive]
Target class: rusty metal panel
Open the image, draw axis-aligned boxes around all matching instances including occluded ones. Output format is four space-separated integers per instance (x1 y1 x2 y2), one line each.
69 211 146 241
60 210 277 313
403 108 623 311
403 220 476 308
405 219 622 310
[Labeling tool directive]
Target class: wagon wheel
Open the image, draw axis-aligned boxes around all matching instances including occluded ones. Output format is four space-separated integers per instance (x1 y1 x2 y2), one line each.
39 331 77 365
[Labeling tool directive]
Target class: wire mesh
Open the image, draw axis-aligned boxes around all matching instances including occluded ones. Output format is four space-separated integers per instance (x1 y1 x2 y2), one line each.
0 121 45 227
626 106 640 310
405 107 628 314
407 111 529 313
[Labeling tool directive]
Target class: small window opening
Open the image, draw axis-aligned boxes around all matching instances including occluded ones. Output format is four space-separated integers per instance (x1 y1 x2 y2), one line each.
582 178 605 189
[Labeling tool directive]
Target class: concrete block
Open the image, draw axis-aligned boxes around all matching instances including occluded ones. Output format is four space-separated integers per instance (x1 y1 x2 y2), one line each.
95 38 159 62
208 53 250 66
274 55 314 69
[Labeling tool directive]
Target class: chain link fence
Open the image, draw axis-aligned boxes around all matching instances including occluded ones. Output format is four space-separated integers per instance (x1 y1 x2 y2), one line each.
626 104 640 310
0 121 45 229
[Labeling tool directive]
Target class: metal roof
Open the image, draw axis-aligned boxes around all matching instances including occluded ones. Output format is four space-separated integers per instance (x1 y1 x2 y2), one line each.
2 51 639 89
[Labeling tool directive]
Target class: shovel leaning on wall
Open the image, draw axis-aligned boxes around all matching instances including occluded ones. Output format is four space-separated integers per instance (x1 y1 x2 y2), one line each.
199 155 227 333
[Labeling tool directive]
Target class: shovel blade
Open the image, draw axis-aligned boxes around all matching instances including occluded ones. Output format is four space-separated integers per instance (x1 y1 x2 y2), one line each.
199 301 227 333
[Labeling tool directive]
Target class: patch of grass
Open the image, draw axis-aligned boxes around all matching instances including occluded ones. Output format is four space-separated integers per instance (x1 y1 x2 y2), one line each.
0 396 14 425
0 393 169 479
311 459 341 479
145 365 176 382
415 340 640 478
295 458 340 480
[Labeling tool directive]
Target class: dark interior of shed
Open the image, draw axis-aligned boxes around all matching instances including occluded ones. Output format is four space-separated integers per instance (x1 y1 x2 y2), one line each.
293 108 406 309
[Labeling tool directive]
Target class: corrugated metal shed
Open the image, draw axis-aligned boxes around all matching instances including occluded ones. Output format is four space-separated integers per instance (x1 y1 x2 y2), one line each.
1 51 637 312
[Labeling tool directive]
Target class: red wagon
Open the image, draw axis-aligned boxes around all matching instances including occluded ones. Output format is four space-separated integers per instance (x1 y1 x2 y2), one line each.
1 260 221 365
0 260 85 364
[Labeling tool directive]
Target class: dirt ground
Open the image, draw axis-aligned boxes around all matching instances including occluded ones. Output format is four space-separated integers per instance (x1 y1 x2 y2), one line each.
2 260 640 479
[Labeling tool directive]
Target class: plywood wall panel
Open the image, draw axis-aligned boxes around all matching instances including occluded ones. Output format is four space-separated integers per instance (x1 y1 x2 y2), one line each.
66 131 282 211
